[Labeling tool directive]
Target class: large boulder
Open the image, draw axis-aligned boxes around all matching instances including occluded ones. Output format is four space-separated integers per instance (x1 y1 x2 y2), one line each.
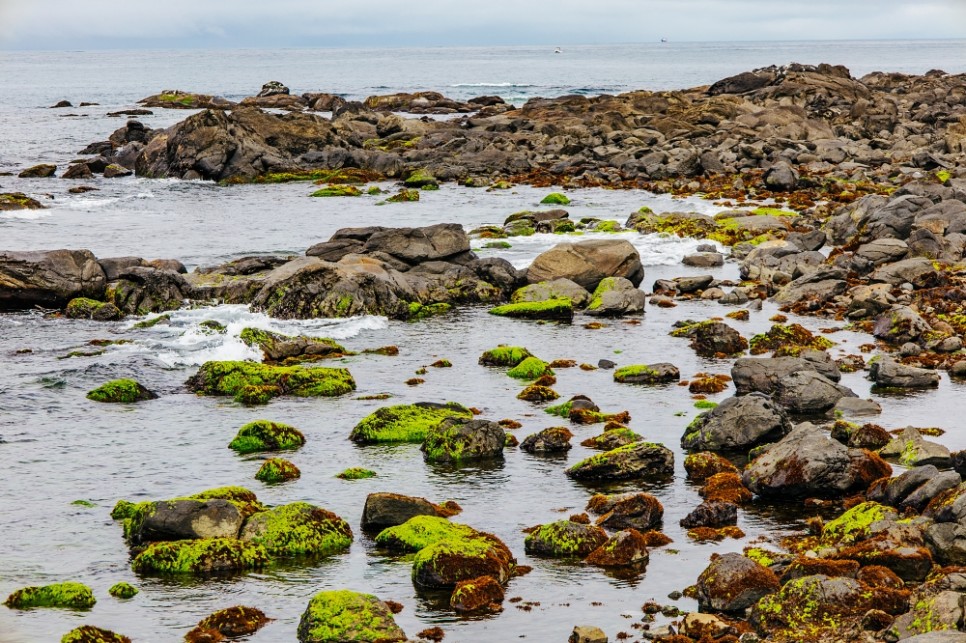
106 266 190 314
586 492 664 531
682 393 792 451
742 424 891 498
773 370 856 414
692 553 779 612
0 249 106 310
566 442 674 482
871 359 941 389
361 223 471 265
525 239 644 291
731 353 841 395
297 590 407 642
584 276 646 316
525 520 608 558
421 417 505 464
127 499 244 545
360 493 449 530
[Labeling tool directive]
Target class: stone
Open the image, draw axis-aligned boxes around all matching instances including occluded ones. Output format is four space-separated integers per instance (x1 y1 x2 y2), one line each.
672 320 747 358
584 276 646 317
129 499 244 545
879 427 951 468
693 553 779 612
584 529 650 567
586 492 664 531
680 501 738 528
511 278 592 307
871 359 940 389
773 370 856 414
18 164 56 178
731 354 841 395
525 239 644 291
0 249 106 310
422 417 505 464
520 427 572 453
682 252 724 267
570 626 608 643
297 590 406 643
566 442 674 482
681 393 792 452
525 520 608 558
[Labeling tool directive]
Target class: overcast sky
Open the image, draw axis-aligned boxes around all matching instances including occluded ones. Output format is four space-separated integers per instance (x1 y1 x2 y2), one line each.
2 0 965 49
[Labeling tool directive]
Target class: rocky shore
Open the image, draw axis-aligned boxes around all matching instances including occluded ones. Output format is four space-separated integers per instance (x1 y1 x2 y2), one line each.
4 64 966 642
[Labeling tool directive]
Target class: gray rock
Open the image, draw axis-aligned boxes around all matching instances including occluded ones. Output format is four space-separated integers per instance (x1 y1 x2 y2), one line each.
570 626 608 643
107 266 190 314
525 239 644 291
680 500 738 528
773 267 847 305
421 417 505 464
566 441 674 481
925 523 966 566
360 492 445 530
675 274 714 293
832 397 882 417
773 370 856 414
899 633 966 643
512 278 591 307
870 359 940 389
889 591 964 640
851 238 909 273
868 465 944 507
0 249 106 310
732 354 841 394
585 277 646 316
879 427 951 468
682 393 792 451
363 223 471 265
132 499 243 544
870 257 940 288
587 492 664 531
873 306 932 345
694 553 779 612
520 427 573 454
682 252 724 267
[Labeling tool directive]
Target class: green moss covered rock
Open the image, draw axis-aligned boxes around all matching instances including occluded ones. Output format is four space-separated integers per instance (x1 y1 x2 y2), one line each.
580 427 643 451
507 357 553 380
188 606 271 640
186 360 355 404
240 327 349 364
422 418 506 464
4 582 96 609
349 402 472 444
489 299 573 321
387 189 420 202
540 192 571 205
61 626 131 643
65 297 123 321
413 531 515 588
566 441 674 481
337 467 376 480
403 169 438 189
297 590 407 643
255 458 301 483
407 302 451 321
375 515 477 552
310 185 362 197
131 538 270 575
86 379 157 403
229 420 305 454
108 582 138 599
524 520 608 557
240 502 352 558
613 363 680 385
478 346 532 367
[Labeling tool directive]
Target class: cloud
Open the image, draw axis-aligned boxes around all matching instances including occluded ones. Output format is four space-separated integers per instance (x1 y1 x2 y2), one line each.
1 0 964 48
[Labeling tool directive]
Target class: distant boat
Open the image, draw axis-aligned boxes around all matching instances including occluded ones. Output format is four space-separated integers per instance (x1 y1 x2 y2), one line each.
554 47 563 54
661 38 668 43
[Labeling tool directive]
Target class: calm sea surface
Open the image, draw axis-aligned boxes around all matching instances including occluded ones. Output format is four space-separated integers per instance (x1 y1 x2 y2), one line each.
1 41 965 642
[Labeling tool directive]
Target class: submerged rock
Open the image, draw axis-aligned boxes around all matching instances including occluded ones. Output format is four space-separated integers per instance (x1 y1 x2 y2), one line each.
297 590 407 643
450 575 505 613
86 378 157 403
186 361 355 404
421 417 506 464
613 363 680 385
586 492 663 531
566 442 674 482
4 582 96 609
520 427 573 453
350 402 472 444
131 538 270 575
228 420 306 454
584 529 650 567
186 606 271 642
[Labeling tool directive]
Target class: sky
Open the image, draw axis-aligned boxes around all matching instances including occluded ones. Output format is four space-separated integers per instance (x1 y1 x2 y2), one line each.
1 0 965 50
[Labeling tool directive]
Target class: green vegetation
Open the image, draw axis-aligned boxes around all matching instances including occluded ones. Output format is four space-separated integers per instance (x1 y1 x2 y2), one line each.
310 185 362 197
65 297 119 320
387 189 420 202
349 402 472 444
540 192 571 205
613 364 662 384
694 400 719 409
337 467 377 480
478 346 532 367
61 626 131 643
255 458 301 484
187 360 356 404
749 323 835 356
4 582 96 609
507 357 553 381
489 298 573 320
820 501 891 546
108 582 138 599
241 502 352 558
239 327 348 361
524 521 605 557
407 302 451 321
228 420 305 454
131 538 270 574
86 379 155 403
296 590 406 642
375 516 476 552
133 314 170 329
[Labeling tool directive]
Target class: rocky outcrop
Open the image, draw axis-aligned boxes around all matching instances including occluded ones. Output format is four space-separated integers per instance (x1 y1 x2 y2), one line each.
0 250 106 310
525 240 644 291
682 394 792 452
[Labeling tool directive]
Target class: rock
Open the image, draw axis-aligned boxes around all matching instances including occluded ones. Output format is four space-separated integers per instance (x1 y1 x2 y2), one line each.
584 276 646 316
693 553 779 612
65 297 123 320
139 90 235 110
566 442 674 482
525 239 644 291
772 267 847 305
870 359 940 389
61 626 132 642
732 354 841 395
0 192 45 211
255 458 301 484
108 582 138 599
586 492 664 531
361 493 449 530
925 523 966 566
362 223 470 265
681 393 792 451
128 499 244 544
682 252 724 267
680 501 738 528
228 420 305 453
0 249 106 310
103 163 133 178
511 278 592 307
742 424 891 498
350 402 473 444
684 452 739 481
871 257 941 288
570 626 608 643
879 427 951 468
131 538 270 574
412 528 515 588
186 606 270 641
580 427 642 451
450 576 505 613
297 590 407 642
671 320 747 357
773 370 857 414
873 306 932 345
18 164 56 178
851 238 909 273
888 590 964 640
525 520 608 557
833 397 883 418
240 502 353 557
613 363 680 384
899 634 966 643
50 100 72 108
584 529 650 567
4 582 96 609
86 379 157 403
489 298 574 321
422 417 505 464
520 427 572 453
240 327 348 364
186 360 355 404
106 266 190 315
868 465 948 509
63 162 93 179
674 274 714 293
478 345 532 367
763 161 800 191
257 81 289 97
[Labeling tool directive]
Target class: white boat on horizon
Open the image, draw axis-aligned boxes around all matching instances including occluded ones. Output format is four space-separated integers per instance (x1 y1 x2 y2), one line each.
554 47 563 54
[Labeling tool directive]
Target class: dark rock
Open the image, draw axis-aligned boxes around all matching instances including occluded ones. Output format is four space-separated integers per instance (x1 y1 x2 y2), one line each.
422 417 505 464
0 249 106 310
682 393 791 451
586 492 664 531
129 499 243 545
870 359 940 389
773 370 857 414
585 529 650 567
732 353 841 394
525 520 608 557
520 427 572 453
18 164 56 178
360 493 447 531
680 501 738 529
693 553 780 612
566 441 674 482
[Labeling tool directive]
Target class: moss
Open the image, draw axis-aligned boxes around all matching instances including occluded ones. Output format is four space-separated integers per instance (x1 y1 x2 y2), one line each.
186 360 356 403
0 192 45 210
108 582 138 599
363 345 399 356
407 302 451 321
540 192 571 205
489 298 573 321
86 378 156 403
821 501 890 546
297 590 406 642
744 547 778 567
524 521 607 557
375 515 477 552
595 219 622 233
337 467 376 480
750 207 798 217
404 169 438 188
411 532 512 588
694 400 718 409
517 384 559 402
239 327 348 362
484 241 512 249
613 364 662 383
111 499 137 520
4 582 96 609
187 487 263 516
579 427 642 450
310 185 362 197
71 499 96 508
936 169 952 183
133 314 170 329
430 359 452 368
478 345 532 367
132 538 269 575
749 323 835 356
507 357 553 381
229 420 305 454
65 297 117 319
61 626 131 643
241 502 352 558
349 402 472 444
387 189 420 202
255 458 301 484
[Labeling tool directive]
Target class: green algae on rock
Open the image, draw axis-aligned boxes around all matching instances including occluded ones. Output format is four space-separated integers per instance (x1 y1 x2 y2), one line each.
412 531 515 588
820 501 896 546
186 360 355 404
386 188 420 202
349 402 472 444
240 502 353 558
86 378 157 403
132 313 171 329
407 302 451 321
524 520 609 558
310 185 362 197
517 384 559 402
188 606 271 641
403 168 438 189
507 356 553 381
131 538 270 575
4 582 96 609
749 323 835 356
297 590 407 643
613 363 681 385
540 192 571 205
375 515 477 552
255 458 301 484
337 467 377 480
579 427 643 450
108 582 138 599
61 626 132 643
566 441 674 481
450 575 505 613
0 192 44 211
421 417 506 464
65 297 123 321
478 345 533 367
229 420 306 454
488 298 573 322
239 327 350 363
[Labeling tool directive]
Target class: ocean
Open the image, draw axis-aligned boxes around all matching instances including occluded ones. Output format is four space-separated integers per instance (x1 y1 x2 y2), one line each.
1 40 965 642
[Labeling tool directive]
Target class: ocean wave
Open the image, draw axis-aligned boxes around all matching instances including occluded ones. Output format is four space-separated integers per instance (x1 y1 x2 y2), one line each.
128 304 389 367
0 210 51 220
450 83 538 88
